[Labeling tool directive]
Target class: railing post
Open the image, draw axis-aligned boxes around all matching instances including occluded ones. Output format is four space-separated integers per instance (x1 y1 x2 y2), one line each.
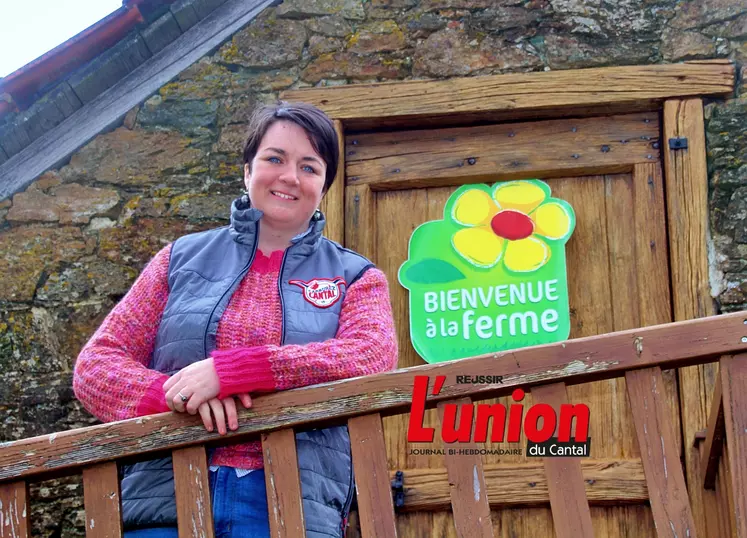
531 383 594 538
437 398 493 538
82 461 122 538
262 429 305 538
626 367 696 537
349 413 398 538
173 446 214 538
0 481 30 538
720 353 747 537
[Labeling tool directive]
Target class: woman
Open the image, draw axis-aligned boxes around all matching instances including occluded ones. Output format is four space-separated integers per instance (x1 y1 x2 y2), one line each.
73 102 398 537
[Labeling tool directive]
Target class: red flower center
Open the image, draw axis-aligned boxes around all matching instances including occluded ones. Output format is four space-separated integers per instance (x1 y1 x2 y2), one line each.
490 210 534 240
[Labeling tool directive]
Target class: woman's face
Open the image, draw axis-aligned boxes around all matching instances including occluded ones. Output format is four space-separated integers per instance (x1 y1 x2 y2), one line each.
244 120 327 235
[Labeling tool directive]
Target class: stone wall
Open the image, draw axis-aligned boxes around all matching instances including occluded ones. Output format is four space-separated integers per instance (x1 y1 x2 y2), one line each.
0 0 744 535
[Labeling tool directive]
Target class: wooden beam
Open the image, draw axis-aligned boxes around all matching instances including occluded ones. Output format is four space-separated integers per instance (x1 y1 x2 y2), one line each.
437 398 493 538
720 354 747 537
531 383 594 538
172 446 214 538
662 97 719 538
626 367 696 537
348 413 398 538
1 311 746 483
0 0 275 202
262 429 305 538
663 99 713 321
82 462 122 538
282 61 735 130
392 459 647 511
0 481 30 538
701 373 725 490
344 113 659 190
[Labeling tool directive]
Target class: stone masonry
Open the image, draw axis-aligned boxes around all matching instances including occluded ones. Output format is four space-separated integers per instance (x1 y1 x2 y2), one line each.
0 0 745 535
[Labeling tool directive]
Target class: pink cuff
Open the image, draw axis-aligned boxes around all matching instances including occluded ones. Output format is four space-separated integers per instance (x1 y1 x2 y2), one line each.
212 347 277 398
136 374 170 416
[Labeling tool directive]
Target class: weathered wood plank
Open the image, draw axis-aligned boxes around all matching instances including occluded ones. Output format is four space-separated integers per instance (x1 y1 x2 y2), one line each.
82 461 122 538
663 99 713 321
702 373 725 490
173 446 214 538
319 120 345 244
721 354 747 537
378 187 431 467
348 414 397 538
375 188 445 537
631 163 672 329
558 173 653 537
345 114 659 190
0 481 29 538
282 61 734 130
0 0 276 201
602 174 640 332
626 367 696 538
436 398 493 538
262 429 304 538
662 97 720 538
344 184 374 259
531 383 594 538
390 459 648 511
630 163 681 455
562 175 643 466
1 311 746 483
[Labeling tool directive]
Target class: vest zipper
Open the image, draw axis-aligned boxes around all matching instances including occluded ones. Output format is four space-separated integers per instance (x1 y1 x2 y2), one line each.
203 228 259 358
278 247 290 344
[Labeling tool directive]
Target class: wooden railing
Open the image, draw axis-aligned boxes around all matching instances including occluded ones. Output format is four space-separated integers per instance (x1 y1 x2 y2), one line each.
1 311 746 538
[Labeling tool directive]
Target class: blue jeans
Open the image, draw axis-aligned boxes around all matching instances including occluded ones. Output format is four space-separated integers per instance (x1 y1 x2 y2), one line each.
124 468 270 538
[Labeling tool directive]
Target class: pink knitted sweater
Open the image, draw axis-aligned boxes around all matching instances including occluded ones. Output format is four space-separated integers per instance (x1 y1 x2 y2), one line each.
73 245 398 469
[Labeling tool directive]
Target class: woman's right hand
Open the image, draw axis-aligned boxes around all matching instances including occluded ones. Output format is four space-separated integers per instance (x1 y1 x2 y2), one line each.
196 393 252 435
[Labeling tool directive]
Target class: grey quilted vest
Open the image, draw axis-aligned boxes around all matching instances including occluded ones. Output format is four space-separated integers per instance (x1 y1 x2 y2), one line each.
121 196 373 537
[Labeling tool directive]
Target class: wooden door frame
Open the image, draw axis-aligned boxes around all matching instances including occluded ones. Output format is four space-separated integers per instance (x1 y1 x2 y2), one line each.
282 59 736 537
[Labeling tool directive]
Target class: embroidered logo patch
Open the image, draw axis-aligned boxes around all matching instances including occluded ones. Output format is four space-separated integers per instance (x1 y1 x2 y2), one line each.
289 277 347 308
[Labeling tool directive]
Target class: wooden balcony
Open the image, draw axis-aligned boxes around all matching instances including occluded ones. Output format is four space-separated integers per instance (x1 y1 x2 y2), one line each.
0 310 745 537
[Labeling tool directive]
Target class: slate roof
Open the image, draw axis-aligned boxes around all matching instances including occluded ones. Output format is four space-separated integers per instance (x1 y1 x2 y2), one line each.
0 0 231 166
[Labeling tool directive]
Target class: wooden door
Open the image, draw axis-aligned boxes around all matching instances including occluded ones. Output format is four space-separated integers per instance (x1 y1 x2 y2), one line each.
342 112 677 537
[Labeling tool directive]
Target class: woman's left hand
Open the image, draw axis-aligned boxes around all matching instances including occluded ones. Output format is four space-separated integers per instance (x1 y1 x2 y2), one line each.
164 358 220 413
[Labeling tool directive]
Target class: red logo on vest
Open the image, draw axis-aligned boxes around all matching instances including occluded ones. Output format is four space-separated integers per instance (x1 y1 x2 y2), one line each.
289 277 346 308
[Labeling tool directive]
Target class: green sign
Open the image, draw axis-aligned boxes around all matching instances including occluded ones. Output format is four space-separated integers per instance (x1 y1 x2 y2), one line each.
398 179 576 363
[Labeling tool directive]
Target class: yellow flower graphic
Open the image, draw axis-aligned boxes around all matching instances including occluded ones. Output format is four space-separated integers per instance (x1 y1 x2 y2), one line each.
450 181 573 272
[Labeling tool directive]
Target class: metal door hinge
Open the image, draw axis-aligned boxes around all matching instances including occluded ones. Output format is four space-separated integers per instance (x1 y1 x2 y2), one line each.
668 137 689 150
391 470 405 509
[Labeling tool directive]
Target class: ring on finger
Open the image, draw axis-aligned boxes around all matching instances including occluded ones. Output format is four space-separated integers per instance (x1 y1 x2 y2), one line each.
178 391 189 403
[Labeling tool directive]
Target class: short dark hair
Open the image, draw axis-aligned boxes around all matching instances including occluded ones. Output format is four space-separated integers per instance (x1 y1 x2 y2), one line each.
242 101 339 193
